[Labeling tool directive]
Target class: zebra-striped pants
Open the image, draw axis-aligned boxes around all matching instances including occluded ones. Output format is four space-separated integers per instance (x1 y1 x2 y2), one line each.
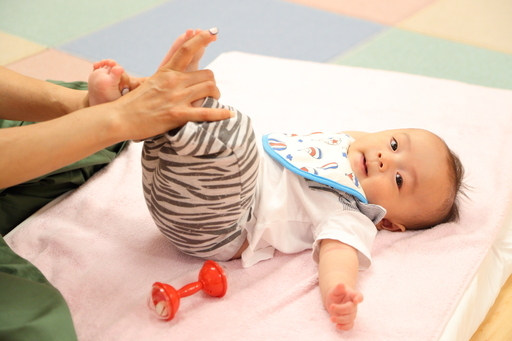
141 98 259 261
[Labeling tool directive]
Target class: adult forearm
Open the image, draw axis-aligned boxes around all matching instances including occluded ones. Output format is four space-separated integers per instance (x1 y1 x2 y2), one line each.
0 30 233 189
0 67 87 121
0 105 119 189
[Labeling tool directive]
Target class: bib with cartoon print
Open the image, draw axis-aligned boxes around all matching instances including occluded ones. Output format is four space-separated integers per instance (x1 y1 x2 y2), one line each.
262 132 367 203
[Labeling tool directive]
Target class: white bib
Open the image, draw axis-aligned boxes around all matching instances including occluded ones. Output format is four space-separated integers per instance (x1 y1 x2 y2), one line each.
262 132 367 203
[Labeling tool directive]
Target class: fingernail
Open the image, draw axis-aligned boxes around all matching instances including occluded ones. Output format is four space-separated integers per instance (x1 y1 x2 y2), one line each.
229 110 237 118
208 27 219 35
121 87 130 96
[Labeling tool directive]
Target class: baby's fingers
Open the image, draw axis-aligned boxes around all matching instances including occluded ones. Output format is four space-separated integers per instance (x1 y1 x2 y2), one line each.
351 291 364 304
329 301 358 329
336 321 355 331
329 283 347 303
330 301 357 318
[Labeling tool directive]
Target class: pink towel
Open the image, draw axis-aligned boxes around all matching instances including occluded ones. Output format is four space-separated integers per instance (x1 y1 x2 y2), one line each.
6 52 512 340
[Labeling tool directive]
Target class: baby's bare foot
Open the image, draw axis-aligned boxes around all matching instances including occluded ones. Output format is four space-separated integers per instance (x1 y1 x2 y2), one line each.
88 59 125 106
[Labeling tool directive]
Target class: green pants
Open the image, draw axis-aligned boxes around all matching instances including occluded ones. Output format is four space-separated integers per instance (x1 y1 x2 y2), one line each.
0 80 127 341
0 236 78 341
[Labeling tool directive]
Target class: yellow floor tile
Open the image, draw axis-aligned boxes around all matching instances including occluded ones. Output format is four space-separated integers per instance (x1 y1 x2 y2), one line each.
283 0 437 25
6 49 93 82
398 0 512 54
0 32 46 65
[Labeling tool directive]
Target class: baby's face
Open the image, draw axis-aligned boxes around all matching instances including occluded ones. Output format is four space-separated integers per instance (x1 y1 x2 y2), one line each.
348 129 451 231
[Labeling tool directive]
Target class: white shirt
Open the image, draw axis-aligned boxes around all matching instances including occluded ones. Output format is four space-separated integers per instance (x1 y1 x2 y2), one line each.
241 143 383 269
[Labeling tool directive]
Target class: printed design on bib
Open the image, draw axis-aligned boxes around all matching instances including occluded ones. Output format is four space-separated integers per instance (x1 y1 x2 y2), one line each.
263 132 367 203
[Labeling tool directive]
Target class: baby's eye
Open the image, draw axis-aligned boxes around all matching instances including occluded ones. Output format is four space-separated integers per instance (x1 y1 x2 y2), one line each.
390 138 398 151
396 173 403 189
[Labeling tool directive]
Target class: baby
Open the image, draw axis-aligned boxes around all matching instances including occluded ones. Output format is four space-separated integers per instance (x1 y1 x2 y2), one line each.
88 29 465 331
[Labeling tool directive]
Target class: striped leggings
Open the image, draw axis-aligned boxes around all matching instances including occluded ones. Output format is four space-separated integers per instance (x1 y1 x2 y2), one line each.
141 98 259 260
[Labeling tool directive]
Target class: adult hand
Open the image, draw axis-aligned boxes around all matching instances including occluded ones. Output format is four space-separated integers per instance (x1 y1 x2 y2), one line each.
0 29 231 188
112 29 232 141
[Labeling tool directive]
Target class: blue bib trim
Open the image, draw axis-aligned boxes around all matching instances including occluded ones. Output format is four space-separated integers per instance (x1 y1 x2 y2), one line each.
262 132 367 203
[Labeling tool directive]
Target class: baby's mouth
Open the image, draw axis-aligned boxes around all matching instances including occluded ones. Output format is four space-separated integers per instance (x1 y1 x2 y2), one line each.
363 156 368 175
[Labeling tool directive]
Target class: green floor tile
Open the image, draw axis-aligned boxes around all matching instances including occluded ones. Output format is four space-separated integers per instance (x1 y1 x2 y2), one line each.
0 0 169 46
332 28 512 90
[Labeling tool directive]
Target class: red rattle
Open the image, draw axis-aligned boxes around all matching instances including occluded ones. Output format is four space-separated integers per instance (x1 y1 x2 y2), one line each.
149 260 228 321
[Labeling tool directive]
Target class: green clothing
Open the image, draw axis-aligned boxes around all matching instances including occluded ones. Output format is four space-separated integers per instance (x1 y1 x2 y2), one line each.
0 80 127 341
0 236 78 341
0 80 127 235
0 126 126 235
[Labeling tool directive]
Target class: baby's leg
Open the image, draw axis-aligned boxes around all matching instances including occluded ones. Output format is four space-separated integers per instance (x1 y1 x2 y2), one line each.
88 59 125 106
142 98 258 261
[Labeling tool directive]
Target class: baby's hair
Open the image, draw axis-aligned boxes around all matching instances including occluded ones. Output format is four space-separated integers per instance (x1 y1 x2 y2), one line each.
409 144 467 231
437 148 467 225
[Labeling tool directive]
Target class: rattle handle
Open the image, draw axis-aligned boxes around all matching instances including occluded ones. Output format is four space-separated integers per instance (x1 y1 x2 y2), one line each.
178 281 203 298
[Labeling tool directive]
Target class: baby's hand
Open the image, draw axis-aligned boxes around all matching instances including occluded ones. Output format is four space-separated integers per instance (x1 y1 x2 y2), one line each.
326 283 363 331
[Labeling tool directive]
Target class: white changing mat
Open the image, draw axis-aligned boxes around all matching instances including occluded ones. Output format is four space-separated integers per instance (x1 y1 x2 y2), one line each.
6 52 512 341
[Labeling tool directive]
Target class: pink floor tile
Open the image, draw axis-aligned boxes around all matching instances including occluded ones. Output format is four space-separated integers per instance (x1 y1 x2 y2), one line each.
283 0 438 25
6 49 93 82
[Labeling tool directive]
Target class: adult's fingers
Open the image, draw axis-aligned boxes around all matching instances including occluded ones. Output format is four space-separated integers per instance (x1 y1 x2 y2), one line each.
173 69 217 90
161 106 233 132
182 106 234 124
158 29 196 69
119 73 131 93
161 28 218 72
184 77 221 102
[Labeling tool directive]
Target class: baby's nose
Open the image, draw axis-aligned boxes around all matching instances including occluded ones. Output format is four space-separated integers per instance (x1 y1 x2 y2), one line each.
378 152 391 171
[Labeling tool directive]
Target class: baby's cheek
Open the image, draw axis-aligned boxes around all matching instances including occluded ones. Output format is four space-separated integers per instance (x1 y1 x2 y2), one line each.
360 180 377 202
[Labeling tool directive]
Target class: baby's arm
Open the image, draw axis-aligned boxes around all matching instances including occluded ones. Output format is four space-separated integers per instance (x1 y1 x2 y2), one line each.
318 239 362 331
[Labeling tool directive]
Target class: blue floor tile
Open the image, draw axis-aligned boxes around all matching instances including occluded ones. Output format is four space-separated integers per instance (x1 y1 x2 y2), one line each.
58 0 386 76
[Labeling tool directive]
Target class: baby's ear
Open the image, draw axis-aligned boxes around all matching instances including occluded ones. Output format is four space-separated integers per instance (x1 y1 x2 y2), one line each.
376 219 406 232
